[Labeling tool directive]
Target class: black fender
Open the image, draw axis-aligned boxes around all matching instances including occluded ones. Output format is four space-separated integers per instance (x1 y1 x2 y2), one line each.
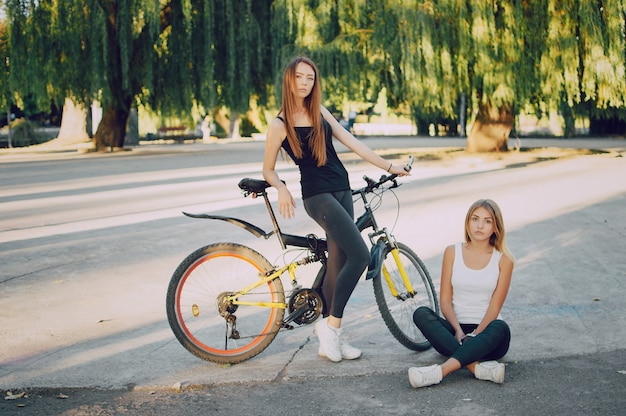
366 240 387 280
182 212 271 239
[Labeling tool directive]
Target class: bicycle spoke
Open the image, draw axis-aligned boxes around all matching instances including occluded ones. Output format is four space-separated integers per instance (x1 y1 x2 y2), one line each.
166 243 285 364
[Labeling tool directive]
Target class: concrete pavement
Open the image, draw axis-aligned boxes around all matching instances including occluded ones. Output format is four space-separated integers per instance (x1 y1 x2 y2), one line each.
0 136 625 414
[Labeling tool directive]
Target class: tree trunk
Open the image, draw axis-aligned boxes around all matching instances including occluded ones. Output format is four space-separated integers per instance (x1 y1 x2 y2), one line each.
38 97 89 148
200 114 216 142
467 103 514 152
125 107 139 146
94 105 130 151
55 97 90 144
459 93 467 137
229 111 240 140
213 108 230 137
561 103 576 138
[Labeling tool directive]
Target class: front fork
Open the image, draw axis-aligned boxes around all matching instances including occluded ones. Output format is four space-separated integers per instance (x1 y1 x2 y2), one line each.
383 246 416 298
368 229 416 298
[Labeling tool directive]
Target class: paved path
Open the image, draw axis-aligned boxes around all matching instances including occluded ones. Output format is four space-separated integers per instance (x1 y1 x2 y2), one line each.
1 137 625 415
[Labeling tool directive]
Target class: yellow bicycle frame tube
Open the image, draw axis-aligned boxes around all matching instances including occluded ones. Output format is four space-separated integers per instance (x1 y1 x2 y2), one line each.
224 263 292 309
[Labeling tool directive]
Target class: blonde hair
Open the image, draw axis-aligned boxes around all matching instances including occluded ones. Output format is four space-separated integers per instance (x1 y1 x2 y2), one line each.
464 199 514 262
279 56 326 166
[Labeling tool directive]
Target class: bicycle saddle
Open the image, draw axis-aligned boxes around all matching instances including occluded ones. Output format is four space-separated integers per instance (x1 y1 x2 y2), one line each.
238 178 271 194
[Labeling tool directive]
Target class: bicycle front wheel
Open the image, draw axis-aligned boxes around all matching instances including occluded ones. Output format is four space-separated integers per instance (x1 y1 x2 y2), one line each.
373 241 438 351
166 242 285 364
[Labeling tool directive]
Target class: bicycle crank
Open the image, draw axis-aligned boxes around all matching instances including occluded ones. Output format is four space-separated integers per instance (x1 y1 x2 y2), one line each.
285 288 323 325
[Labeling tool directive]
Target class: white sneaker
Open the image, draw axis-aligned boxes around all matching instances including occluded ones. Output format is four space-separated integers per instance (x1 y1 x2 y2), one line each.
318 330 362 360
315 318 342 362
474 361 505 384
408 364 442 388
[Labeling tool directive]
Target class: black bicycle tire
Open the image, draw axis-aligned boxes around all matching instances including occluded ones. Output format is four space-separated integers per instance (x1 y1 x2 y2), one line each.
372 241 438 351
166 242 285 364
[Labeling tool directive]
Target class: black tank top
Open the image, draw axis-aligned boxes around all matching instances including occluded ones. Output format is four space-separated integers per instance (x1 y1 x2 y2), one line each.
278 116 350 199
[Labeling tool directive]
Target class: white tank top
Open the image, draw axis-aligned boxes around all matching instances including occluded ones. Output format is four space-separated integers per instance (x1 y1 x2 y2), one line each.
451 242 502 324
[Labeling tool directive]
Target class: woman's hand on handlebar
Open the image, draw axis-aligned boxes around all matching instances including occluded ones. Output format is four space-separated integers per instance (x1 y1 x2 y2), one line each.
388 156 413 177
388 164 410 176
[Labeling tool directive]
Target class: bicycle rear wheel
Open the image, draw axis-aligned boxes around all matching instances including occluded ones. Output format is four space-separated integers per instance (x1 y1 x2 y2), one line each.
166 242 285 364
373 241 438 351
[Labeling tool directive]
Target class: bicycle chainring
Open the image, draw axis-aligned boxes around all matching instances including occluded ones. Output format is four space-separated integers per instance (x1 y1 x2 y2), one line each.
287 288 323 325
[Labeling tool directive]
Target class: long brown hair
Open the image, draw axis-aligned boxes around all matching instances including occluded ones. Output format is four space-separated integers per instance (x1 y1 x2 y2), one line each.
279 56 327 166
464 199 515 262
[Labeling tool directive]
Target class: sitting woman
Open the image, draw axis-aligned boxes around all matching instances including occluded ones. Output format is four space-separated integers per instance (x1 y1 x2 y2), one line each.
409 199 515 388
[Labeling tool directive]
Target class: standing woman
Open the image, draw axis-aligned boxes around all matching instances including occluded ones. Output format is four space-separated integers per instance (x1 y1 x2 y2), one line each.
263 56 409 362
409 199 514 387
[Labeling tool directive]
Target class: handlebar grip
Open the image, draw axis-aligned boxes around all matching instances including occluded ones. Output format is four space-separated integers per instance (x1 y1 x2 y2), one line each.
404 155 415 172
363 175 376 185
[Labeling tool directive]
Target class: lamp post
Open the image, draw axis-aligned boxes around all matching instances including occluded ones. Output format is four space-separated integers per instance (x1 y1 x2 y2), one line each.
5 56 11 148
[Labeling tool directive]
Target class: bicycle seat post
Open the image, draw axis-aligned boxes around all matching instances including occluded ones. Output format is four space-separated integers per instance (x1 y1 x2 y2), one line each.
262 191 288 250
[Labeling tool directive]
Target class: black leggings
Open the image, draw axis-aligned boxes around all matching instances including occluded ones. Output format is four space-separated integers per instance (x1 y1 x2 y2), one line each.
413 306 511 366
304 191 369 318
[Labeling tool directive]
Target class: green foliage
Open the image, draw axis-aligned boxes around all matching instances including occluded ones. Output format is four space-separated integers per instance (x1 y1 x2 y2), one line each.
578 0 626 108
239 115 259 137
271 0 379 108
366 1 531 124
212 0 273 113
539 0 626 120
0 17 9 111
3 0 626 141
3 0 273 123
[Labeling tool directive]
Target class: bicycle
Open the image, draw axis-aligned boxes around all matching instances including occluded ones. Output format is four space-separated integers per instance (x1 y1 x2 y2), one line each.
166 156 439 364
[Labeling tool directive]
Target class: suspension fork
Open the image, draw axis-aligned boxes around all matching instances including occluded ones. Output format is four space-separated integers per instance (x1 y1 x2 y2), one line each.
357 192 415 297
376 234 416 298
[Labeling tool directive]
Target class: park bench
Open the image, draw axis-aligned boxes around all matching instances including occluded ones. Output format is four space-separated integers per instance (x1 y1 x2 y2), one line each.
143 126 201 144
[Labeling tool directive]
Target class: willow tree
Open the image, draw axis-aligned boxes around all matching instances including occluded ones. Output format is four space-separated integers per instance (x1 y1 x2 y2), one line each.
462 1 527 151
540 0 626 136
371 1 626 150
270 0 380 115
365 1 535 151
4 0 273 150
365 1 462 135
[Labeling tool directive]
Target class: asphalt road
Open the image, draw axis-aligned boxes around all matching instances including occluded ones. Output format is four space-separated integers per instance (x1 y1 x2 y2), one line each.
1 136 625 415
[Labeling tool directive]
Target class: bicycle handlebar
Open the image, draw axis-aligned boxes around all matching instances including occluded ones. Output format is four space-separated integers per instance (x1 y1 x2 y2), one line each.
353 155 414 196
